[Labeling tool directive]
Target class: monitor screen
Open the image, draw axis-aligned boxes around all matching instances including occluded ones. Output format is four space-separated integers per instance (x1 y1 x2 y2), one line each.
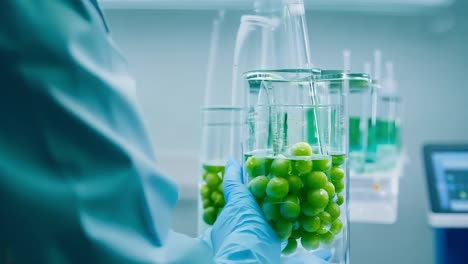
424 145 468 213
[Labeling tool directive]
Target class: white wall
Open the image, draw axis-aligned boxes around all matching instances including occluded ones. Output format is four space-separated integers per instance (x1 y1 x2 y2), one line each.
104 5 468 264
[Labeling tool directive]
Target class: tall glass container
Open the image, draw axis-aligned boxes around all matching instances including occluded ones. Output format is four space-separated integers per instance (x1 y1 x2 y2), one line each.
314 71 372 173
243 69 349 263
363 79 379 167
365 61 402 171
348 79 401 224
374 92 402 170
198 107 243 234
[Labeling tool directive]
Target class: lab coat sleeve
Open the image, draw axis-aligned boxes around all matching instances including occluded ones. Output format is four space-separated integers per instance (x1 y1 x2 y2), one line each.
0 1 213 263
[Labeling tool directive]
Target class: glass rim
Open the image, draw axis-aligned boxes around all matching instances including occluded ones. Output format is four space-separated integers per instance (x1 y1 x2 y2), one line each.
243 68 320 83
200 106 244 111
243 68 371 84
317 69 371 81
253 103 339 109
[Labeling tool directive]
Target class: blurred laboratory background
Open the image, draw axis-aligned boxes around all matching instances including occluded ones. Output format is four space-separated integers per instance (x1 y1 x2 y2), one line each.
100 1 468 263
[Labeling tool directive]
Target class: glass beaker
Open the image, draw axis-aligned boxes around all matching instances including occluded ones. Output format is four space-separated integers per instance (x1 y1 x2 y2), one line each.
243 69 349 263
363 79 379 166
198 107 243 234
348 80 402 224
374 93 402 170
314 70 372 173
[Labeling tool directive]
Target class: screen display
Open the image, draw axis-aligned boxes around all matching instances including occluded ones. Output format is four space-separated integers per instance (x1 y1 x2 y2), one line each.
431 152 468 212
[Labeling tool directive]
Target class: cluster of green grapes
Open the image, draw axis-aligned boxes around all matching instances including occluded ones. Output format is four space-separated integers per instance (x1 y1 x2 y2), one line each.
199 164 226 225
245 142 346 255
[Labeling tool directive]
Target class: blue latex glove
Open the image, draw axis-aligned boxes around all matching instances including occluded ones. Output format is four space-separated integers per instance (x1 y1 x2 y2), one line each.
211 160 281 263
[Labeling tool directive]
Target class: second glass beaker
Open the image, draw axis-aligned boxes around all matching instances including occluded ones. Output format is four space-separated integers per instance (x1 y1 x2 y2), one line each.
314 70 372 173
198 107 243 234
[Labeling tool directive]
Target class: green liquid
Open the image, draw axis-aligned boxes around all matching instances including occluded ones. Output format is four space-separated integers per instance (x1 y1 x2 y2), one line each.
349 117 401 163
376 119 401 146
349 117 362 151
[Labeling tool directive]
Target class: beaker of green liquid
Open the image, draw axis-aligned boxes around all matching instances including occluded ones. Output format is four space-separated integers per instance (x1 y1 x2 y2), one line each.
314 70 372 173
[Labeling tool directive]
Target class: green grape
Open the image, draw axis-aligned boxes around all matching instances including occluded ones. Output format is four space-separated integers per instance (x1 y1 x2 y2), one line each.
333 180 345 193
284 194 300 204
200 184 211 199
203 164 224 174
203 172 218 182
304 171 328 189
320 231 335 245
325 202 340 221
301 233 320 251
336 193 344 205
271 156 291 177
295 160 313 174
301 203 324 216
274 219 293 241
280 196 301 220
323 182 336 198
248 175 269 199
217 207 223 216
316 224 330 234
217 183 223 193
291 142 312 156
306 189 329 209
300 215 321 232
202 198 212 208
313 158 330 171
282 239 298 255
332 155 345 166
287 174 303 194
266 177 289 199
203 207 217 225
211 191 225 207
262 202 281 221
282 238 298 255
245 156 267 177
318 211 332 225
330 219 343 235
205 173 221 188
330 167 345 182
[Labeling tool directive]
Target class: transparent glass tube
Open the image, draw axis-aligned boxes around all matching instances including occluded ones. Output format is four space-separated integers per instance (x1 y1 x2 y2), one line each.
232 0 314 107
314 71 371 173
374 93 402 170
348 81 401 224
363 80 379 166
198 107 243 234
243 69 349 263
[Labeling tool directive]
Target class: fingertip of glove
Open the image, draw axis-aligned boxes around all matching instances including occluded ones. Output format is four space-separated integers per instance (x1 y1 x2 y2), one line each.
225 159 240 169
224 159 242 181
223 159 244 200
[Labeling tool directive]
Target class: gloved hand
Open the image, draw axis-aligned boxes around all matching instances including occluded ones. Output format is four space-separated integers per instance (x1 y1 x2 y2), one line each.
210 160 281 263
